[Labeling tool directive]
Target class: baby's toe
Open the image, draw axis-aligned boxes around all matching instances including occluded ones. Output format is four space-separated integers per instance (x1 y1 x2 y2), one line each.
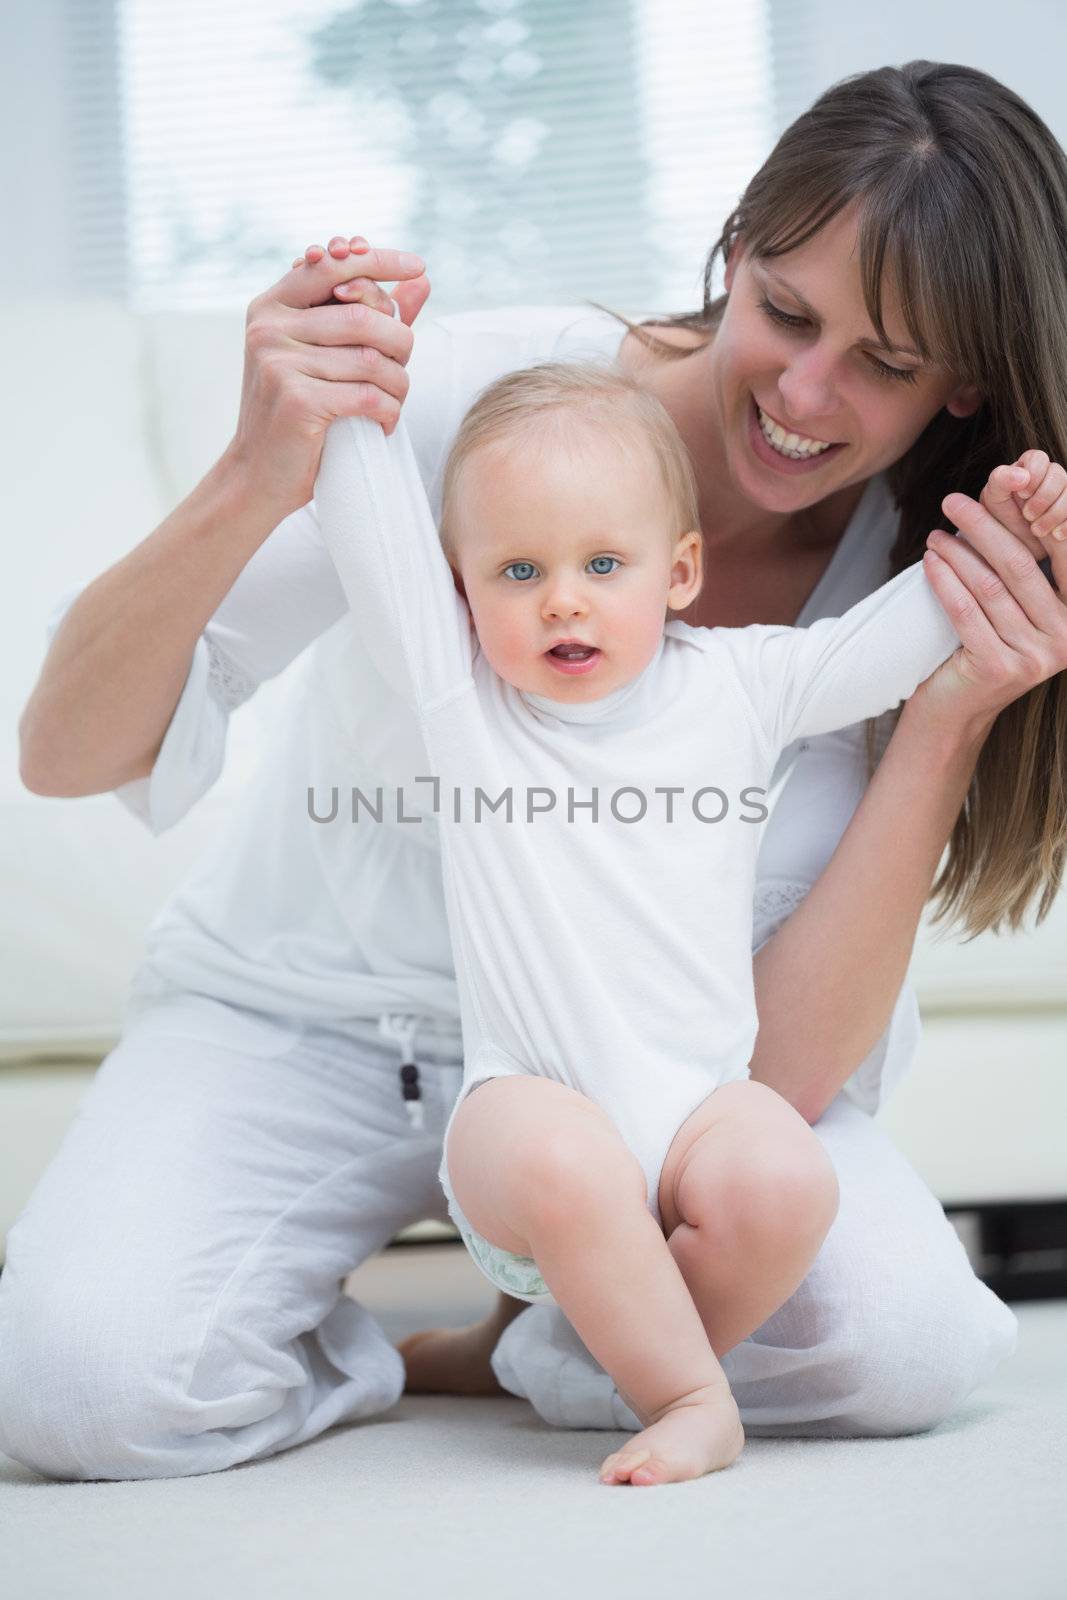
600 1445 652 1484
598 1448 628 1483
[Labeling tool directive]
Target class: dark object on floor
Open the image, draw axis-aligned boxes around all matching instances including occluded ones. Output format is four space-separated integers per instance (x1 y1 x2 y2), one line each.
946 1199 1067 1301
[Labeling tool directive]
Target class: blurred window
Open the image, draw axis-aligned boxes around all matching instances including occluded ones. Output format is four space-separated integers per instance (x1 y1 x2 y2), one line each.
89 0 776 313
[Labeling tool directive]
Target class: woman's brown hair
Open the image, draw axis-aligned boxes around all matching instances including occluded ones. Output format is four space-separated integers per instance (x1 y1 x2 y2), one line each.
595 59 1067 938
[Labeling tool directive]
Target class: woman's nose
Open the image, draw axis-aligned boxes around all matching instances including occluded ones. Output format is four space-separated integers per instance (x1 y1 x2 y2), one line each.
776 348 839 425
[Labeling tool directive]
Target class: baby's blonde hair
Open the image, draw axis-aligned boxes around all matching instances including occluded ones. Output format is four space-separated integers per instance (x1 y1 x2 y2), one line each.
438 359 702 564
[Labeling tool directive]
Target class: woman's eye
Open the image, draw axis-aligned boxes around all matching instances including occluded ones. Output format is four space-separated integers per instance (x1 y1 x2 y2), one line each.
867 354 919 386
759 295 806 329
588 556 620 575
503 561 538 581
760 294 919 386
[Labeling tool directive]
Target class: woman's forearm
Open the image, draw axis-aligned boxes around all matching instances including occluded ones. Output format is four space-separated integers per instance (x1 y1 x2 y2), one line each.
18 446 285 798
748 693 994 1124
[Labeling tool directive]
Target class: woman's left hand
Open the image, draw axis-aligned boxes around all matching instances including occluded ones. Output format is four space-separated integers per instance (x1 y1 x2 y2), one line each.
917 450 1067 729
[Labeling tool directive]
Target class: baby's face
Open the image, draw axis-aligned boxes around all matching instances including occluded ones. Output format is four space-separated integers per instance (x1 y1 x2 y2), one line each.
451 424 702 701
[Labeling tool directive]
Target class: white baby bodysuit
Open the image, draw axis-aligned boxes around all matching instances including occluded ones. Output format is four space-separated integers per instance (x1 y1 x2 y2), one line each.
314 414 962 1228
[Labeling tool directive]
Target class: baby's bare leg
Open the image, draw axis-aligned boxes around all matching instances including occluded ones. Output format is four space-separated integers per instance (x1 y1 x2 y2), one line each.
657 1079 841 1360
447 1076 743 1485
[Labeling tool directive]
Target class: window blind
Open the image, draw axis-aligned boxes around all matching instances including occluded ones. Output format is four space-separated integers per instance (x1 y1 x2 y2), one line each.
27 0 782 317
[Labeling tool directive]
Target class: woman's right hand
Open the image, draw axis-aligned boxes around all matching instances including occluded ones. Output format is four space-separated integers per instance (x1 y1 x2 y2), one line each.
226 233 431 520
917 453 1067 731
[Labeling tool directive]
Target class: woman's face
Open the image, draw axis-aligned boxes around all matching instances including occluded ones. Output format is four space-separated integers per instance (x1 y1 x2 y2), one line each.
707 205 980 516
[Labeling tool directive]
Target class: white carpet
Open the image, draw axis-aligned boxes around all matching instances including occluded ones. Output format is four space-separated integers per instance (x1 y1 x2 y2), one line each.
3 1244 1063 1600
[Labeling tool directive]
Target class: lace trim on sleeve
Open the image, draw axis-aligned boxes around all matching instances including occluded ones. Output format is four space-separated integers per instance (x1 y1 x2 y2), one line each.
205 636 258 712
752 877 810 951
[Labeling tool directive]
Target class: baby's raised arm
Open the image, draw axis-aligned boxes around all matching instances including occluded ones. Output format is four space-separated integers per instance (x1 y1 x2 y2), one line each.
749 555 962 751
721 461 1067 752
313 403 473 716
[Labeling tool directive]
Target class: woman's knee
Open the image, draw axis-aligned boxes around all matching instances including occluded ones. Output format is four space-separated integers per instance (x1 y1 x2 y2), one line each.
832 1273 1019 1437
0 1273 189 1481
784 1215 1020 1438
0 1250 315 1483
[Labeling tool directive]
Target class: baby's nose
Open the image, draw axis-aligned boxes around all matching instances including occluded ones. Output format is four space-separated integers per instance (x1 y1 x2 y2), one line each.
542 585 587 619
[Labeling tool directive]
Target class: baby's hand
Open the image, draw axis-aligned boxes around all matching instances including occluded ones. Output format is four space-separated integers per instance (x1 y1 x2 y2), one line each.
978 452 1067 559
291 233 402 316
1009 450 1067 543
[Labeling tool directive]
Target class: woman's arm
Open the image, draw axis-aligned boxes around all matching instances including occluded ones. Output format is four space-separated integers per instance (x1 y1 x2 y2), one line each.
750 457 1067 1124
20 452 300 796
749 693 991 1123
19 242 427 798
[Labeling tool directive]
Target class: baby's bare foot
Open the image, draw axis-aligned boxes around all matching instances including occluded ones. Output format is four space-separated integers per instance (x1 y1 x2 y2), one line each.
397 1321 509 1398
599 1384 744 1486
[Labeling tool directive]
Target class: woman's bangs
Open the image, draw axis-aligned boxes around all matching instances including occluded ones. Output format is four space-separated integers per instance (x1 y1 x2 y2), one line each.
744 183 855 265
743 171 958 372
857 187 958 372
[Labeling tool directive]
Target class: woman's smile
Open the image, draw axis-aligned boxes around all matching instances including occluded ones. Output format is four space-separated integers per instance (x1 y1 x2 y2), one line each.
746 394 847 476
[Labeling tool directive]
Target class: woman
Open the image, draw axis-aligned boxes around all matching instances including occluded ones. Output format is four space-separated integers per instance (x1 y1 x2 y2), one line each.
5 61 1065 1479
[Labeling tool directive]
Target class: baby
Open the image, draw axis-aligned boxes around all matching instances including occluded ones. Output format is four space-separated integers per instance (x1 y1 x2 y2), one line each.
314 357 965 1487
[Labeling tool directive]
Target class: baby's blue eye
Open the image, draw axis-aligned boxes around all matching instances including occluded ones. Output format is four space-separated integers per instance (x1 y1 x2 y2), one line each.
502 557 620 581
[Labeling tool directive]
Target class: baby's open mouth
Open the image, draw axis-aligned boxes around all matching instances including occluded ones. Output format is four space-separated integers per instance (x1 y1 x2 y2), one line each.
547 644 598 660
544 641 602 675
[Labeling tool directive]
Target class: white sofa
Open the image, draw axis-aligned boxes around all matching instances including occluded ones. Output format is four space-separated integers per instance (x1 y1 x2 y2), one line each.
3 299 1065 1252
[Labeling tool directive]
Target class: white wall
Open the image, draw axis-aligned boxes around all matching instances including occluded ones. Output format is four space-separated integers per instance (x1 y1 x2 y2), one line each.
771 0 1066 144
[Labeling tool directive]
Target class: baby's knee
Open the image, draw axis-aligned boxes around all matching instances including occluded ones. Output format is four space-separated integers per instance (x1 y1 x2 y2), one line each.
732 1082 839 1227
689 1126 839 1250
752 1120 839 1226
449 1076 644 1240
526 1116 647 1231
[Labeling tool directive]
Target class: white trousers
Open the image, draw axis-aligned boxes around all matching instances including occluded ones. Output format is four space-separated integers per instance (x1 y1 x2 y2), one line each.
0 996 1017 1480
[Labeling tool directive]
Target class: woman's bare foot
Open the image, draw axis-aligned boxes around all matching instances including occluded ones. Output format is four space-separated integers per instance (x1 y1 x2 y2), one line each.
397 1323 506 1396
397 1294 528 1397
599 1384 744 1486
